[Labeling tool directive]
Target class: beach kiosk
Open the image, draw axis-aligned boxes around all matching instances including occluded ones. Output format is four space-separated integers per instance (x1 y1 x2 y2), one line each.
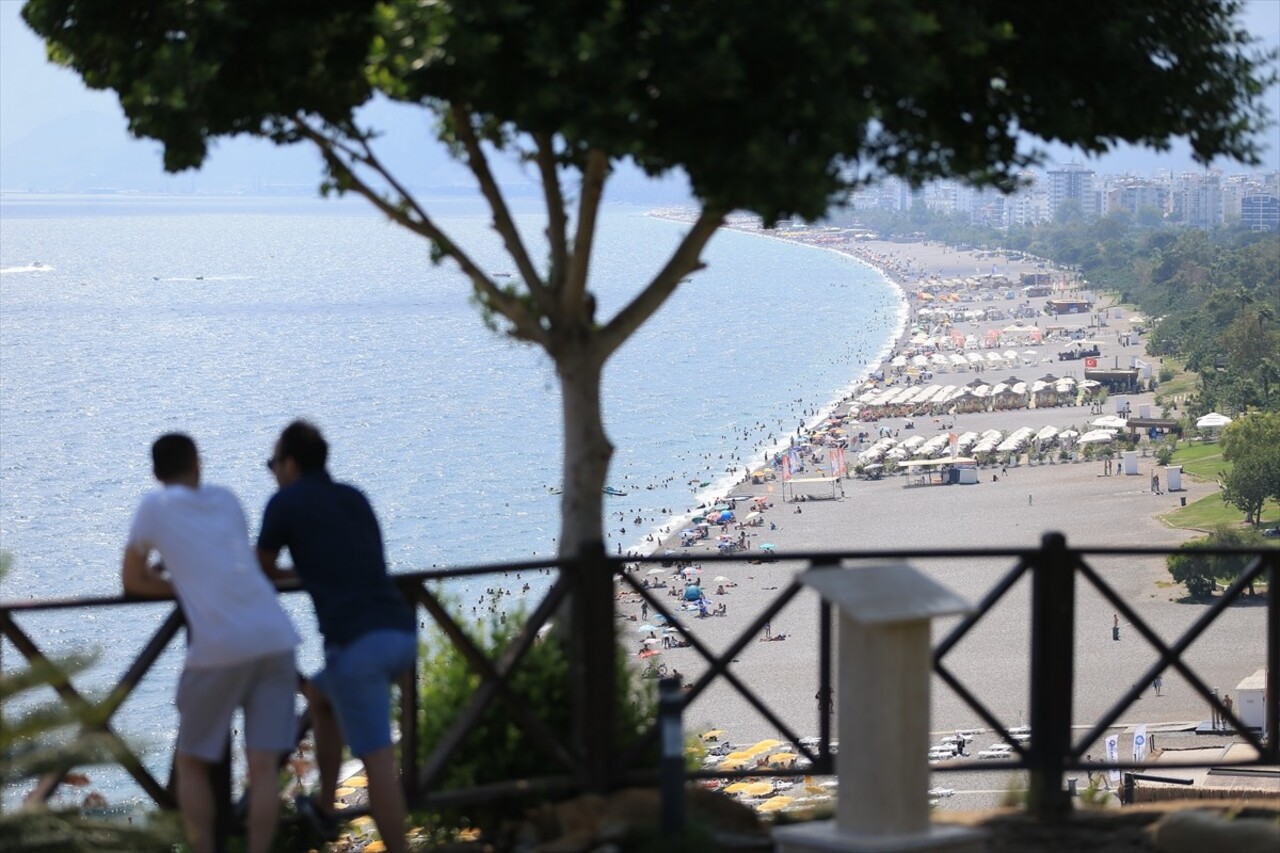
775 565 983 853
1165 465 1183 491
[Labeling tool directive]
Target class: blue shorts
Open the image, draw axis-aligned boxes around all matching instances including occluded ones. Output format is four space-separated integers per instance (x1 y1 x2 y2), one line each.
314 629 416 758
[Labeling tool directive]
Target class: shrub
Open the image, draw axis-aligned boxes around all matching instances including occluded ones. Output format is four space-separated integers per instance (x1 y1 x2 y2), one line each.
416 603 656 830
1155 440 1177 467
1166 524 1272 598
1158 365 1176 384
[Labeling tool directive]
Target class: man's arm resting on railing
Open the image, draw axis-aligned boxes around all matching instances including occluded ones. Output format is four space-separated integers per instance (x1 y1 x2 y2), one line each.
121 545 174 599
257 546 299 589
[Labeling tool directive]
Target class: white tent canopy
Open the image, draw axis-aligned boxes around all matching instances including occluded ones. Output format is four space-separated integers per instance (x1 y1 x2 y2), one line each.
1196 412 1233 429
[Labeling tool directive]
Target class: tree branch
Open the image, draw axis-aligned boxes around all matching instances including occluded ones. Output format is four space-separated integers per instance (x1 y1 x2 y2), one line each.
294 119 550 347
564 149 608 316
449 105 554 315
598 208 726 357
534 131 569 293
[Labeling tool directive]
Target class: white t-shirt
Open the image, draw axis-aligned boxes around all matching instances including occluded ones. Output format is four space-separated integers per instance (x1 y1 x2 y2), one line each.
127 483 300 669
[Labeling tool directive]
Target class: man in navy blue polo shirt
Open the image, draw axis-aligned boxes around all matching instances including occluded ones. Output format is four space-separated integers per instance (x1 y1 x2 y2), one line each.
257 420 414 853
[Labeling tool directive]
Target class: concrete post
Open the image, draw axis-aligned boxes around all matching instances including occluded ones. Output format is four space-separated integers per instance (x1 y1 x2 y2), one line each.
774 563 986 853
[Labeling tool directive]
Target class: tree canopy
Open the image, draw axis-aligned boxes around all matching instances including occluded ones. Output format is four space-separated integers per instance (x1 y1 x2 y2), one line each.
1220 411 1280 525
23 0 1278 558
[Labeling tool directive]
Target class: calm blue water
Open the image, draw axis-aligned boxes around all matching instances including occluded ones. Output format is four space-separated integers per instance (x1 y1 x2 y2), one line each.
0 193 902 805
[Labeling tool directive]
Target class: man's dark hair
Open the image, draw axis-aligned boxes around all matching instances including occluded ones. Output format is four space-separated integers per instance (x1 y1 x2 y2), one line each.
279 420 328 472
152 433 198 482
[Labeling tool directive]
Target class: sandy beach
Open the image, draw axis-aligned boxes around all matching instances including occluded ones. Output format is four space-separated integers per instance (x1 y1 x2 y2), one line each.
620 219 1268 810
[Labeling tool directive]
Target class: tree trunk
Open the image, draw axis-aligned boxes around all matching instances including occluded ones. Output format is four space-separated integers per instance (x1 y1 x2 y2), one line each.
555 337 618 789
557 341 612 556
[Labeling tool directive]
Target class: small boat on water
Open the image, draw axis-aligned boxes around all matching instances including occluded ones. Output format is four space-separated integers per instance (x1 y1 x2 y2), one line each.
603 486 628 497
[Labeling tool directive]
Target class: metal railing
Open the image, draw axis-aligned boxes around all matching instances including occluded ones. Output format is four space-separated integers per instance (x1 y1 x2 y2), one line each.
2 533 1275 831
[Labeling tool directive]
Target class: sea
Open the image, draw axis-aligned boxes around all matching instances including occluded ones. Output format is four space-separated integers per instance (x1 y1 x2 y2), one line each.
0 192 904 807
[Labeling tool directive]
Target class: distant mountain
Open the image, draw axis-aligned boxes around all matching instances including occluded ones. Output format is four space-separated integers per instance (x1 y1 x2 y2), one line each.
0 101 691 204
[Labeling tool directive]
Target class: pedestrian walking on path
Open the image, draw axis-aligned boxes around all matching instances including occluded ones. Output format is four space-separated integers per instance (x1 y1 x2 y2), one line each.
1153 674 1163 696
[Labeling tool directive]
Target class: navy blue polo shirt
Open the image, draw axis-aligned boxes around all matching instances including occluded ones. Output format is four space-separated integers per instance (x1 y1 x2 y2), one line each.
259 470 413 647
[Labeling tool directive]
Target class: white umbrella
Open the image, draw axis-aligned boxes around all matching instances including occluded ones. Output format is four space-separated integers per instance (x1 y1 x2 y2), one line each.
1077 430 1114 444
1091 415 1128 429
1195 412 1233 429
1059 429 1080 439
647 567 667 575
1034 425 1059 442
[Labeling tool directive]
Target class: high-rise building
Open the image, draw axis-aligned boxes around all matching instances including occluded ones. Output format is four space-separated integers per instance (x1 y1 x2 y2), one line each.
1171 172 1224 229
1240 194 1280 231
1046 163 1096 219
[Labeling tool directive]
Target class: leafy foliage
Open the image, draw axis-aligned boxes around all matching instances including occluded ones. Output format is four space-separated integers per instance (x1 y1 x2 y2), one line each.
1166 523 1275 597
1220 412 1280 524
0 554 181 851
415 606 655 828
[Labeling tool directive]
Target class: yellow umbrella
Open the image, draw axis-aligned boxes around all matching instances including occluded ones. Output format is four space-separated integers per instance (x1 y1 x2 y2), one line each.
766 752 798 767
718 757 752 770
723 781 755 794
756 795 795 813
700 729 727 741
344 775 368 788
724 750 755 761
741 781 775 797
748 739 784 753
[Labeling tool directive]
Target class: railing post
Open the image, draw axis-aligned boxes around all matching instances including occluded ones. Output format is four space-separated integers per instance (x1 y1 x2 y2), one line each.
658 676 685 833
1266 552 1278 754
570 541 617 791
1028 531 1075 819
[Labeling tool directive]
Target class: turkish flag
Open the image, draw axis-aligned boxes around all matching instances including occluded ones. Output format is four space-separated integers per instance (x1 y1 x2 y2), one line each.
1084 357 1098 368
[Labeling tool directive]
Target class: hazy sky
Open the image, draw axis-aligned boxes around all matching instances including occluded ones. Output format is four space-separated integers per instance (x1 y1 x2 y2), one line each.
2 1 1278 178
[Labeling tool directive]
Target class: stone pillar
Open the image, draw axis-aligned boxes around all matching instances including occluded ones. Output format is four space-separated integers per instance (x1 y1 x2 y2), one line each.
774 563 986 853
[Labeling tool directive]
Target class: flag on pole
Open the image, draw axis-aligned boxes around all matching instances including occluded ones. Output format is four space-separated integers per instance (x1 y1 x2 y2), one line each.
1132 724 1148 763
780 454 792 482
1105 734 1121 782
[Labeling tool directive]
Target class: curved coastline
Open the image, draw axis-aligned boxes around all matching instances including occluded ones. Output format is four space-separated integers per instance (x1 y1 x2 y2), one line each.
634 210 912 556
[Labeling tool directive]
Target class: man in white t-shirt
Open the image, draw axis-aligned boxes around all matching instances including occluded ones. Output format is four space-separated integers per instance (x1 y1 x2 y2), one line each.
123 433 300 853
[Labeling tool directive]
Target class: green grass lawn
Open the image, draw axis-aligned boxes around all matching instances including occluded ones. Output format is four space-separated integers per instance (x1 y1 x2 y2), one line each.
1162 490 1280 531
1169 441 1228 481
1162 436 1280 531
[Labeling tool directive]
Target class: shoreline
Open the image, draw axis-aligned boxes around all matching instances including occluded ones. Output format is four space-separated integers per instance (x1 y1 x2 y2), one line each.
612 214 1266 815
632 209 1054 557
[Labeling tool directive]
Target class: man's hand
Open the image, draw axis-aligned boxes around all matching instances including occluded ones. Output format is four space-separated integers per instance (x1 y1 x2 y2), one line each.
121 546 174 599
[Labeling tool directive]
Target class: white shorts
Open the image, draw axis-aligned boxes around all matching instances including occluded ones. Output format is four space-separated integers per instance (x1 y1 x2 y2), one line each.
176 650 297 762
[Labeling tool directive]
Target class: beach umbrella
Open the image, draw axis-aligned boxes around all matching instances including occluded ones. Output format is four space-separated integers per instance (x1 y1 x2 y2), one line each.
741 782 776 797
642 637 661 645
647 567 667 575
701 729 727 741
1076 430 1114 444
714 576 730 582
683 585 702 601
756 796 795 813
1091 415 1128 429
718 757 752 771
1034 426 1059 442
759 543 777 551
723 781 755 793
766 752 799 767
1195 412 1233 429
637 624 659 633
